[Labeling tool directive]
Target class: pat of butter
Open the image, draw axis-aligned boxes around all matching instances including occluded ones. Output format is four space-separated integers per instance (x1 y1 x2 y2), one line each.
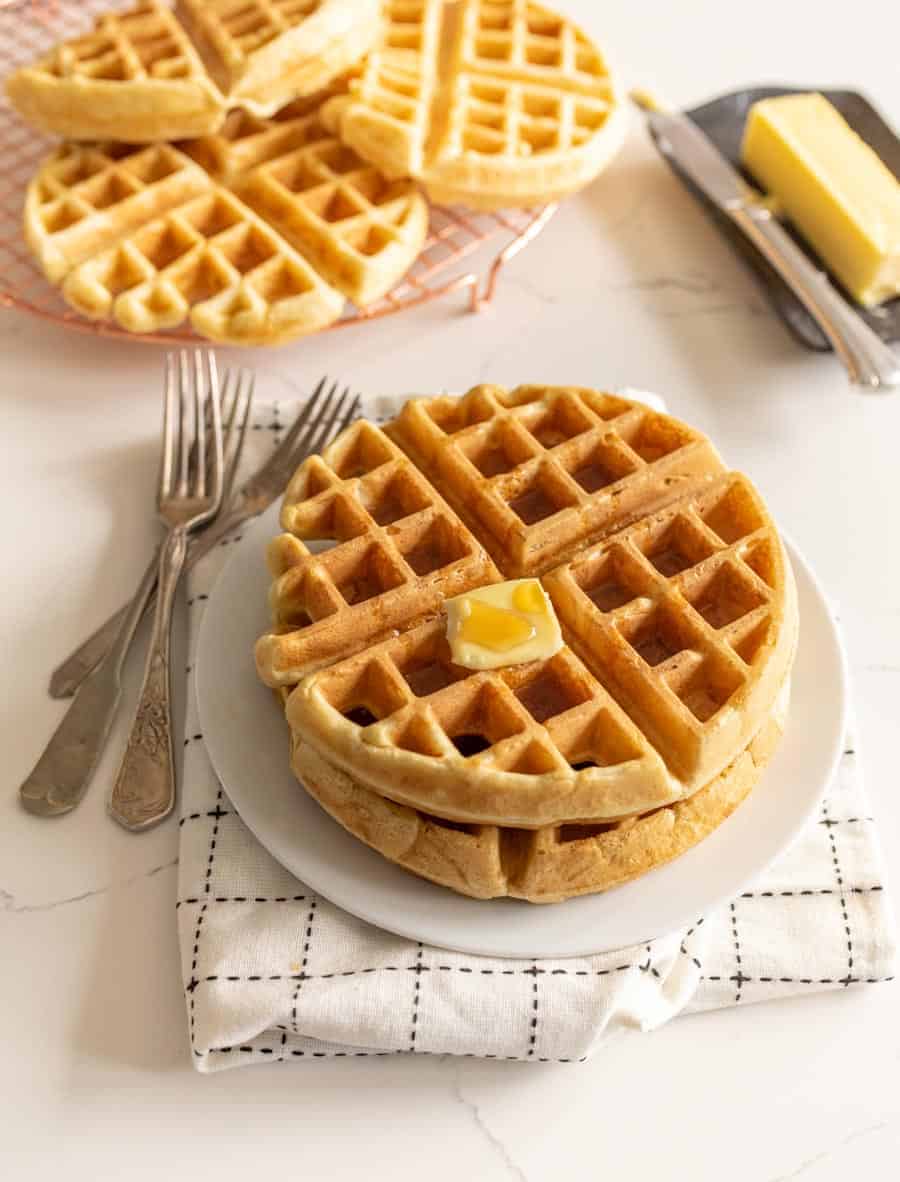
446 579 563 671
741 92 900 307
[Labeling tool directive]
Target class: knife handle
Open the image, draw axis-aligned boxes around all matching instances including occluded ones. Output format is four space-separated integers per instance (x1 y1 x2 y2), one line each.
730 205 900 391
19 555 159 816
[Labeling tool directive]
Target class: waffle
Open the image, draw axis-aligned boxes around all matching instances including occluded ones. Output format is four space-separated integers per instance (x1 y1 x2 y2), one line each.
256 418 502 681
385 384 726 577
5 1 223 142
184 86 429 306
175 0 380 116
256 385 798 827
23 86 428 343
291 682 789 902
5 0 380 143
322 0 627 209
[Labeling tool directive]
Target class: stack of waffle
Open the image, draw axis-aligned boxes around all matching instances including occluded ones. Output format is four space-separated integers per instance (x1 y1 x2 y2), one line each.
6 0 626 344
255 386 798 903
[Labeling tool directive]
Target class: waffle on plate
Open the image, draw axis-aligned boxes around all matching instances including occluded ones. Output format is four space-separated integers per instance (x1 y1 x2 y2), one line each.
292 682 788 902
256 386 798 879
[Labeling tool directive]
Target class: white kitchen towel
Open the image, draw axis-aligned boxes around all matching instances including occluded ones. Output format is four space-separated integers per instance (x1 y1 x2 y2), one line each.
177 392 895 1070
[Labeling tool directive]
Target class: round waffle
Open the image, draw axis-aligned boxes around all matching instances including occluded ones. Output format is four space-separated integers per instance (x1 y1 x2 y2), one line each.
23 79 428 344
256 385 798 827
322 0 627 209
290 681 789 902
5 0 380 142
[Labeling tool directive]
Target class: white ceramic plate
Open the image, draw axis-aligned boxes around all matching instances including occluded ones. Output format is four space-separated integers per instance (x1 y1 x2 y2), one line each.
196 504 847 959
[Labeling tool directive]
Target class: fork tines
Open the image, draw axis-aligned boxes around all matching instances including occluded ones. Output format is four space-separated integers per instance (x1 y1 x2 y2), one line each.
161 349 223 507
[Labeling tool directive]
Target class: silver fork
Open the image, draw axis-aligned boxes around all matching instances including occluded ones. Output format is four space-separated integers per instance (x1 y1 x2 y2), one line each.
19 356 249 819
107 352 225 832
49 376 361 699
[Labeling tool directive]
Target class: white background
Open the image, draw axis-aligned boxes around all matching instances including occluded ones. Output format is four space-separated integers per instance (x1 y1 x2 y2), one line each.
3 1 899 1177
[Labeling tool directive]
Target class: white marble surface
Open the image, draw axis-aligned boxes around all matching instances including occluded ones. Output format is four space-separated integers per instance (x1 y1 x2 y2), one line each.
3 2 900 1177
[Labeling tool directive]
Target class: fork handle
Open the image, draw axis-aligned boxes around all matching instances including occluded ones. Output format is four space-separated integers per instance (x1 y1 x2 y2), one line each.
49 502 250 699
109 527 188 831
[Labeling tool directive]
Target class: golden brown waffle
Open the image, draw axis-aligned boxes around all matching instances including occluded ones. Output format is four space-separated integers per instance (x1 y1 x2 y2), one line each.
386 385 726 577
544 473 796 789
290 683 788 902
175 0 380 116
5 1 223 142
6 0 379 143
256 420 502 681
281 613 682 824
23 142 212 286
184 88 429 306
322 0 627 209
256 386 798 827
23 85 428 343
323 0 442 179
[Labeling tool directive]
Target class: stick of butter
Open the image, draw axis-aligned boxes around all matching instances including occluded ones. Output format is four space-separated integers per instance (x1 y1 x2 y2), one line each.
741 92 900 307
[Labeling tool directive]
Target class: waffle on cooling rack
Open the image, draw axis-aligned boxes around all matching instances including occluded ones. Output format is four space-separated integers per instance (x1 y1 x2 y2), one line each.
5 1 622 344
5 0 380 141
175 0 380 117
24 79 428 343
322 0 627 209
255 387 797 881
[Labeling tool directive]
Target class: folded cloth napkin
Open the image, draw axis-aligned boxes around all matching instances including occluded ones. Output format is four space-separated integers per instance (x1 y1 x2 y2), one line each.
177 392 896 1070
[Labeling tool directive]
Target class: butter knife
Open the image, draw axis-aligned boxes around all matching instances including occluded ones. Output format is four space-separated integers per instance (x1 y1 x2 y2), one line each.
19 553 159 816
635 97 900 391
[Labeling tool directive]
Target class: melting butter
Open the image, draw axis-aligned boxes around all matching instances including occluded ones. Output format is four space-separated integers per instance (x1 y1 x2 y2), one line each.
458 599 536 652
512 580 546 614
446 579 563 671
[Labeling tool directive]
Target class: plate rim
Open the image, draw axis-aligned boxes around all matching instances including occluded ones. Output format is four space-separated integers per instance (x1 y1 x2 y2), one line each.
196 505 847 959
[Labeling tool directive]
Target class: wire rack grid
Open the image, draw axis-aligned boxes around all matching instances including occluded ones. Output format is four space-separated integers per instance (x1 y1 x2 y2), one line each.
0 0 558 346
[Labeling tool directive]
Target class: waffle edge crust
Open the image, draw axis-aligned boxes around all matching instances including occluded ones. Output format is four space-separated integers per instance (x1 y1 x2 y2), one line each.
256 385 798 845
291 683 788 902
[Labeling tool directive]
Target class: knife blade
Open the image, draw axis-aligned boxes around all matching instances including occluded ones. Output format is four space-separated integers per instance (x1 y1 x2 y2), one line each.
645 108 760 212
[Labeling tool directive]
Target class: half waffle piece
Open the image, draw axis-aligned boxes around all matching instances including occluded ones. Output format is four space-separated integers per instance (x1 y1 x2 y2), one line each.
322 0 627 209
290 679 789 902
5 0 380 143
174 0 380 118
23 86 428 343
6 0 222 142
256 386 798 827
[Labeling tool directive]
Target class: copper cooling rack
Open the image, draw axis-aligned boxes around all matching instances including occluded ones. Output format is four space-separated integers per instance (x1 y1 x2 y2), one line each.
0 0 557 345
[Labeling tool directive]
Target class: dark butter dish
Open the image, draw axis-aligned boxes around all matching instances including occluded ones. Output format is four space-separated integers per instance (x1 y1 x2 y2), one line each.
650 85 900 351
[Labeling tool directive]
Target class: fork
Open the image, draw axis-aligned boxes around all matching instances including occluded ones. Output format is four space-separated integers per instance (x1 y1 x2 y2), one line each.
49 376 361 699
19 356 249 819
107 352 225 832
